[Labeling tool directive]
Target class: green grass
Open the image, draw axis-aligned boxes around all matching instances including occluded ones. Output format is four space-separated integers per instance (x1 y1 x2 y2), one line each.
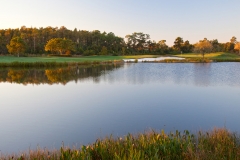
2 128 240 160
0 55 161 67
0 53 239 63
176 52 240 61
0 53 240 67
0 55 159 63
0 55 163 67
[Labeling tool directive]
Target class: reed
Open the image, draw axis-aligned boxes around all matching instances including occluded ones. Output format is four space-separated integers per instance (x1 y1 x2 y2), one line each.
214 59 240 62
1 128 239 160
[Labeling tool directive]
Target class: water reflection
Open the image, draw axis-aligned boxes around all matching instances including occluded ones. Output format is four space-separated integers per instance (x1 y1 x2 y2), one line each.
1 63 240 87
105 63 240 87
0 64 123 85
193 63 211 87
1 62 240 153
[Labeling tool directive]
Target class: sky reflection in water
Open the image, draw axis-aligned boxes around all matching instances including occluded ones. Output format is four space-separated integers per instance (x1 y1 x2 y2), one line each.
0 63 240 153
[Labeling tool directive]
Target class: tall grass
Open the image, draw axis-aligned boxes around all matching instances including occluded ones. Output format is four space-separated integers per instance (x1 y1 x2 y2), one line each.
1 128 239 159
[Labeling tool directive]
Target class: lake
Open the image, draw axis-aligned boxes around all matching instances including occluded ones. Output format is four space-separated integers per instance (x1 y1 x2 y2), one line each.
0 62 240 153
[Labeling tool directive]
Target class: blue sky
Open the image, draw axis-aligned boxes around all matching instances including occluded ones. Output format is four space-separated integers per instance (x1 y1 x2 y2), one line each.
1 0 239 46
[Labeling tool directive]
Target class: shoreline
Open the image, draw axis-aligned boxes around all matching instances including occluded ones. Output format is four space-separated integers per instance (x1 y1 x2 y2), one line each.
0 55 240 67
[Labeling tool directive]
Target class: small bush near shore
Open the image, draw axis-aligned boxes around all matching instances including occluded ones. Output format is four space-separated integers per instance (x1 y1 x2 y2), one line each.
1 128 240 160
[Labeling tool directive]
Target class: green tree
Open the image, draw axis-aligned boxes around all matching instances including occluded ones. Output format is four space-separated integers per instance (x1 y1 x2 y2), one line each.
230 36 237 44
194 38 213 59
31 27 39 54
224 42 234 52
157 40 169 54
173 37 192 53
7 36 26 57
100 46 108 55
60 38 75 54
181 40 193 53
122 47 126 55
0 33 6 54
173 37 184 52
210 39 222 52
125 32 150 54
0 26 126 55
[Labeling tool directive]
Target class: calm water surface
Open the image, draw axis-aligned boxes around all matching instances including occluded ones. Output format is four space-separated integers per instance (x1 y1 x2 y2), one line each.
0 63 240 153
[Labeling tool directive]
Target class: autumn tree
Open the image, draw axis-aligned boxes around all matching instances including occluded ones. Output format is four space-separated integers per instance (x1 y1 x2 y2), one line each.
234 42 240 54
157 40 169 54
194 38 213 59
224 37 237 52
7 36 26 57
45 38 75 54
44 38 58 53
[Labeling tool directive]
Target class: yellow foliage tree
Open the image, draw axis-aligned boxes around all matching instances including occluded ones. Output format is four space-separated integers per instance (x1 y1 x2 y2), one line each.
7 37 26 57
44 38 58 53
234 42 240 54
194 38 213 59
45 38 75 54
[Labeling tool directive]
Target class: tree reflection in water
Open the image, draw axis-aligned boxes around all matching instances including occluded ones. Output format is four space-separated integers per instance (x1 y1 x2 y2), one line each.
0 64 123 85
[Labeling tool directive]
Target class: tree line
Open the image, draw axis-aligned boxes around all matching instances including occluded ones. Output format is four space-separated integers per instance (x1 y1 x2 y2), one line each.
0 26 239 56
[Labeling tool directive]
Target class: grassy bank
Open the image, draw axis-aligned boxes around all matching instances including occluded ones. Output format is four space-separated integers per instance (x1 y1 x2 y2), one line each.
2 128 240 160
0 55 159 67
0 55 159 63
175 52 240 62
0 53 240 67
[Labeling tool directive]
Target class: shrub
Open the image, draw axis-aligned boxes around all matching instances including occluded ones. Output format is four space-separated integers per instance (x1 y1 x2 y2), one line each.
48 54 72 57
83 50 95 56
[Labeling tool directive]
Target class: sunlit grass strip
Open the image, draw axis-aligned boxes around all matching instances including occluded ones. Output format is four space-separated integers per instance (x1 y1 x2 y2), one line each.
176 52 240 60
1 128 240 160
121 55 159 59
175 52 223 58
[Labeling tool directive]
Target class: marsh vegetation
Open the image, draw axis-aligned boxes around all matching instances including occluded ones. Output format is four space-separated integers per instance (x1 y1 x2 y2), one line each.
1 128 240 160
